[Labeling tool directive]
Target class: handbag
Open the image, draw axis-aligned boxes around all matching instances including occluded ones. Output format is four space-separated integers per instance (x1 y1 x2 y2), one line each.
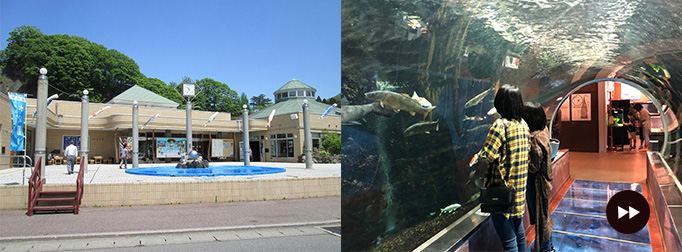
480 120 516 214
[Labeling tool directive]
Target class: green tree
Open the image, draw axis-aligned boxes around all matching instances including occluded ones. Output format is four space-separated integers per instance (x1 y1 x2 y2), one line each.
239 92 249 107
250 94 272 112
321 129 341 154
191 78 240 113
1 26 143 102
135 76 183 106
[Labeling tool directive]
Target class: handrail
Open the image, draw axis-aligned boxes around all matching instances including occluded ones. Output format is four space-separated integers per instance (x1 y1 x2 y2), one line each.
27 157 43 216
0 155 33 185
75 156 85 214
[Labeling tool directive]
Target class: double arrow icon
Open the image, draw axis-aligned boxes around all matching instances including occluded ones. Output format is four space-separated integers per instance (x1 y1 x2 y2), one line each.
617 206 640 219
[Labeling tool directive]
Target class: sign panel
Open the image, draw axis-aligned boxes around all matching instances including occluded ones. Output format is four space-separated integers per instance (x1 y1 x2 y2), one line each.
8 93 26 151
156 138 186 158
211 139 234 158
571 93 591 121
63 135 81 151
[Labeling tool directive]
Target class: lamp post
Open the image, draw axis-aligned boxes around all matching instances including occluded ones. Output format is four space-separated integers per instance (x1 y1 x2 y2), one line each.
132 100 139 168
182 83 196 157
80 90 89 174
303 99 312 169
35 68 48 174
242 104 250 166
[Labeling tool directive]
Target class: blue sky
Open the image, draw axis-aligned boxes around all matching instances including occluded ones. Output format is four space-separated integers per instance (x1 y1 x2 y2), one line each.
0 0 340 100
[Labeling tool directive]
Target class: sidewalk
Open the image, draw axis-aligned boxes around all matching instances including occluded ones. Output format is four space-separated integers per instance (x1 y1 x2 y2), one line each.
0 196 340 240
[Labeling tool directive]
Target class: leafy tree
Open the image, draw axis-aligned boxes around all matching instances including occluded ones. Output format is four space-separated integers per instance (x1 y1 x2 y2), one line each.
250 94 272 112
321 129 341 154
135 76 183 105
191 78 240 113
316 96 322 102
239 92 249 107
1 26 142 102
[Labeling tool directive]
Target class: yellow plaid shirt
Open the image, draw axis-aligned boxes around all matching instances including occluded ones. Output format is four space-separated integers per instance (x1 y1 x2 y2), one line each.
480 118 530 218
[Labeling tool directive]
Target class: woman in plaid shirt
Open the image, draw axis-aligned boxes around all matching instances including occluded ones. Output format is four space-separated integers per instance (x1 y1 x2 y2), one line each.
478 85 530 252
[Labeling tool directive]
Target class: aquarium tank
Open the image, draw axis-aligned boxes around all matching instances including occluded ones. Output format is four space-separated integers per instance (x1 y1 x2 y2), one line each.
341 0 682 251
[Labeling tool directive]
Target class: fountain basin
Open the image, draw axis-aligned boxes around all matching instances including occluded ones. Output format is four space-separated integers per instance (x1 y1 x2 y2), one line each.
125 165 286 177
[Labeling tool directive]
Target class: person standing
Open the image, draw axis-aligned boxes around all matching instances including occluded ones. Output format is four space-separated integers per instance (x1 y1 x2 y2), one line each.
626 112 637 149
119 143 129 169
634 103 651 150
524 102 554 252
472 85 530 252
64 141 78 175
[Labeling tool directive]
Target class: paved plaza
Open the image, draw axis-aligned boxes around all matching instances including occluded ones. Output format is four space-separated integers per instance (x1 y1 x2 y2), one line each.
0 161 340 186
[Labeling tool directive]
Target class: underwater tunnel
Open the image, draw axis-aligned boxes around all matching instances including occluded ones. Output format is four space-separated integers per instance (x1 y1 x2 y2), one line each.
341 0 682 251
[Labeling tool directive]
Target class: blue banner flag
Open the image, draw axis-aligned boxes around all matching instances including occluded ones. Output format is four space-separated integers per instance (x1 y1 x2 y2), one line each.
8 93 26 151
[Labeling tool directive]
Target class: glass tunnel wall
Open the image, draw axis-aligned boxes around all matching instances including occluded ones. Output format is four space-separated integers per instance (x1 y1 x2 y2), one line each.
341 0 682 251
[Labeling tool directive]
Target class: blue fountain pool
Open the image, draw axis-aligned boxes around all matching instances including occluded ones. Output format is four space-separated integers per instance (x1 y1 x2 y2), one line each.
124 166 286 177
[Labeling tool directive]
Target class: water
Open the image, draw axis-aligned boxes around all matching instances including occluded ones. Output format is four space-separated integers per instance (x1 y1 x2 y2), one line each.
342 0 682 250
125 166 286 177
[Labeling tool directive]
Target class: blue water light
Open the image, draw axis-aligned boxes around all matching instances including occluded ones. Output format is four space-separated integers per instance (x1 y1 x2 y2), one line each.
125 165 286 177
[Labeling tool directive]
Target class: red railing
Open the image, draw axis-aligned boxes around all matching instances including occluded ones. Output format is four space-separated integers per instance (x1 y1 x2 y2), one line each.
75 156 85 214
27 157 43 216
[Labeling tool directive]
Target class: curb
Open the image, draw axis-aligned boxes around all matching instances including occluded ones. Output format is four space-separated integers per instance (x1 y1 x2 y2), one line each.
0 220 341 242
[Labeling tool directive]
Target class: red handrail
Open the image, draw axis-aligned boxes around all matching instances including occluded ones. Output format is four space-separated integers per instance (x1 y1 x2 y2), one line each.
75 156 85 214
27 157 43 216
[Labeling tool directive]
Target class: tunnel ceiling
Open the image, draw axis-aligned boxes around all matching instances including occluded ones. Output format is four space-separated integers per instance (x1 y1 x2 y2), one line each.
342 0 682 111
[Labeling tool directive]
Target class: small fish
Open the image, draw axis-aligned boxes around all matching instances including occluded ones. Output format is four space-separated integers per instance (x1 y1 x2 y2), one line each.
403 120 439 137
465 88 495 109
411 91 432 108
376 81 399 91
365 91 436 117
463 116 484 122
439 203 462 216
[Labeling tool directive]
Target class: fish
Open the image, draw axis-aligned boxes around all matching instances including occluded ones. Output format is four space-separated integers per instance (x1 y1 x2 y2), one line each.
464 124 492 134
33 94 59 119
403 120 439 137
376 81 400 91
465 88 495 109
267 109 276 127
365 91 436 117
204 112 219 126
411 91 432 108
319 103 337 119
89 106 111 119
435 203 462 216
342 102 395 125
140 113 160 129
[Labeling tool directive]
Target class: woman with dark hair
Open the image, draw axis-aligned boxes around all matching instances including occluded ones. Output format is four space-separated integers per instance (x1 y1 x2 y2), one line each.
473 84 530 252
523 102 554 252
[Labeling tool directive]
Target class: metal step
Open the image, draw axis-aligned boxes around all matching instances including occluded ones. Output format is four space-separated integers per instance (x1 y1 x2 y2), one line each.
31 205 75 211
36 197 76 202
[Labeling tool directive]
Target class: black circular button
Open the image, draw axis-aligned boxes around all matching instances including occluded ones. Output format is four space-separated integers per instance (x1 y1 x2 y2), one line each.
606 190 650 234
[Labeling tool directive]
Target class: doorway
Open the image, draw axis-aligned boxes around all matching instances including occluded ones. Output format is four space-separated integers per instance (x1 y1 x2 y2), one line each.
549 78 670 154
250 141 261 162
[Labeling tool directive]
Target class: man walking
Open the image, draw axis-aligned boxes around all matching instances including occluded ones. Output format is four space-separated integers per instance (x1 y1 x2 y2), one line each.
634 103 651 150
64 141 78 174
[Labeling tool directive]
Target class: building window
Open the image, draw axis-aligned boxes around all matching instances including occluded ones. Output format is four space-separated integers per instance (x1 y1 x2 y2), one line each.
312 133 322 150
297 90 304 97
270 134 294 158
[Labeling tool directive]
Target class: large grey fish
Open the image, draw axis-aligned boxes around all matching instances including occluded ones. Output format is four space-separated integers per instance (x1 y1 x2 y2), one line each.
465 88 495 108
403 120 439 137
365 91 436 117
342 102 395 125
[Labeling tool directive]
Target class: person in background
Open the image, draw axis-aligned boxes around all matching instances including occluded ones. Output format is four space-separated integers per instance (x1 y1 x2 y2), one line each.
625 112 637 149
634 103 650 150
64 141 78 175
523 102 555 252
119 143 129 169
472 85 530 252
